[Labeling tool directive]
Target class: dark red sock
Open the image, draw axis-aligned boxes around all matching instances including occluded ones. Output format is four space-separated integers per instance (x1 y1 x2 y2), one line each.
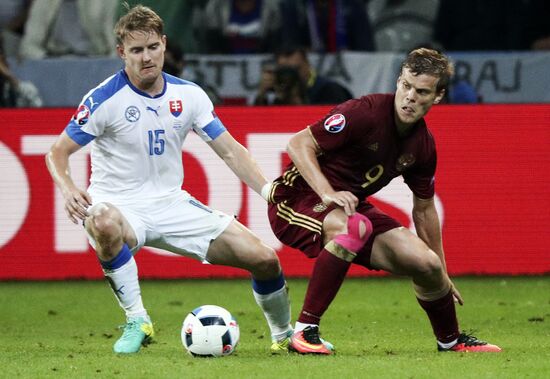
298 248 351 325
417 290 460 343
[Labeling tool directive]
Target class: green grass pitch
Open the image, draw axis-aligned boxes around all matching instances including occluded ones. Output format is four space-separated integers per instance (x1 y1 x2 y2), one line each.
2 277 549 378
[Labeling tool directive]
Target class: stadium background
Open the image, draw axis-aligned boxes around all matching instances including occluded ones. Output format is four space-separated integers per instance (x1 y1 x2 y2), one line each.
1 104 549 280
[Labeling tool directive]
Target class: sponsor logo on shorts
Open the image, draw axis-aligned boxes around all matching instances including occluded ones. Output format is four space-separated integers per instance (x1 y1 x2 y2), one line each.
324 114 346 133
313 203 328 212
125 105 141 122
73 104 90 125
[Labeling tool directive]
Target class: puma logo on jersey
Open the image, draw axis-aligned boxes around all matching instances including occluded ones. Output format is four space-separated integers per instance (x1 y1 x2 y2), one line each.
146 106 160 116
88 96 98 109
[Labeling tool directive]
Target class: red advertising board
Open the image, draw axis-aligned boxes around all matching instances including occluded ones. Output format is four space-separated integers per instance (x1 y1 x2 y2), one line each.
0 105 549 279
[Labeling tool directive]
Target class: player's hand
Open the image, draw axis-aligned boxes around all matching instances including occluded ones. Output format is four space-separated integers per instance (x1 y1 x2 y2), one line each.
449 279 464 306
62 186 92 224
321 191 358 216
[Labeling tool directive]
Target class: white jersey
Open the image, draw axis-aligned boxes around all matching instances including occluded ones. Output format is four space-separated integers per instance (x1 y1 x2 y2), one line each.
65 70 226 203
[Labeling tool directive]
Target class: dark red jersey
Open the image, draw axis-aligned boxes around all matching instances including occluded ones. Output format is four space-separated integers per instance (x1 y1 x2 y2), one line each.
278 93 436 199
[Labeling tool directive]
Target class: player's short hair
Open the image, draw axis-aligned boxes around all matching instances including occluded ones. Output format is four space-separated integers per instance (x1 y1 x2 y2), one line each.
400 48 454 93
114 3 164 45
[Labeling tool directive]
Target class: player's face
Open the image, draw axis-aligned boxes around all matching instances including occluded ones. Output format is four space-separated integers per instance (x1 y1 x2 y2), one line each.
118 31 166 90
394 68 444 127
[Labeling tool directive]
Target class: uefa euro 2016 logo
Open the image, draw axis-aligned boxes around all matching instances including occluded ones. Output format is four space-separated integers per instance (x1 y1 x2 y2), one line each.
73 104 90 125
324 114 346 133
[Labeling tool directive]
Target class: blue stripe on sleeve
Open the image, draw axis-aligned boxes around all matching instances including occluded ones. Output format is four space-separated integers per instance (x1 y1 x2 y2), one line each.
65 122 96 146
203 118 227 140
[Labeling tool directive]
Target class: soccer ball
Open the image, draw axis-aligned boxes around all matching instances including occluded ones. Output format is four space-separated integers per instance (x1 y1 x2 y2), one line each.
181 305 240 357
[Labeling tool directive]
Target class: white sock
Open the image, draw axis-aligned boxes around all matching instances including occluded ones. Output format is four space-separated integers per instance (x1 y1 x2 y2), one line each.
437 338 458 349
253 286 292 341
103 256 147 319
294 321 317 333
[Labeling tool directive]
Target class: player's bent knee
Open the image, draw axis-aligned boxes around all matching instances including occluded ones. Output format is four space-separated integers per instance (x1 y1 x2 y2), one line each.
253 247 281 277
87 203 123 239
333 213 373 253
414 251 443 277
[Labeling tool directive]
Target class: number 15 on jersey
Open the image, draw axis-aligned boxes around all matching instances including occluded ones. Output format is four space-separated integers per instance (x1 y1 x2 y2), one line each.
148 129 165 155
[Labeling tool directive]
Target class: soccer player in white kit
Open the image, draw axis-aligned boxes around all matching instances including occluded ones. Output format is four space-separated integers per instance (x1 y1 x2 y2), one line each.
45 5 292 354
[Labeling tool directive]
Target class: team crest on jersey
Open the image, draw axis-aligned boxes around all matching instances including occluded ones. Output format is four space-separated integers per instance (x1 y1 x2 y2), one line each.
324 114 346 133
125 106 140 122
313 202 328 212
396 153 416 172
73 104 90 125
169 100 183 117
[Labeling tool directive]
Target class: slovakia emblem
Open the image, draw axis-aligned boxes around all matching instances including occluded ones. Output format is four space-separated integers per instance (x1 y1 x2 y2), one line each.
73 104 90 126
169 100 183 117
324 114 346 133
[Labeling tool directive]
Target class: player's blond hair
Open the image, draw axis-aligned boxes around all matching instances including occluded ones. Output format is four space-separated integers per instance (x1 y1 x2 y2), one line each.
401 48 454 93
114 3 164 45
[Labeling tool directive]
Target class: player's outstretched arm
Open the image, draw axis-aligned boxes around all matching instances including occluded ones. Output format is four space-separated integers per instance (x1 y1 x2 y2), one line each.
45 131 92 224
412 195 464 305
287 128 358 215
207 131 270 199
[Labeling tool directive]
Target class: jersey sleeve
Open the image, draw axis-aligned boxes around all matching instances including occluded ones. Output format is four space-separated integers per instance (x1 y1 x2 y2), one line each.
403 143 437 199
64 94 105 146
309 99 370 152
191 86 227 142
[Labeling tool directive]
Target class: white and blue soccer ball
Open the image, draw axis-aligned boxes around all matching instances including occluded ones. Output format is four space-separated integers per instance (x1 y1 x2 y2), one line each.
181 305 240 357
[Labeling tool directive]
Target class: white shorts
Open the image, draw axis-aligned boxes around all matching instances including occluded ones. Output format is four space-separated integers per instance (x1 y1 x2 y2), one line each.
87 191 234 262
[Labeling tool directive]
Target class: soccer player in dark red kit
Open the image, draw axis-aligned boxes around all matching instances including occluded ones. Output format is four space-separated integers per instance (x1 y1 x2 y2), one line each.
264 48 502 354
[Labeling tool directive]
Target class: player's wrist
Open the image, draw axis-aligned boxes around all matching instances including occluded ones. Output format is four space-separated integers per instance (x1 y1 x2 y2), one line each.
260 182 273 202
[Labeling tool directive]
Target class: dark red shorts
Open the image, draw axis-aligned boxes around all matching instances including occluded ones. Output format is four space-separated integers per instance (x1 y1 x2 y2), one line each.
267 184 401 269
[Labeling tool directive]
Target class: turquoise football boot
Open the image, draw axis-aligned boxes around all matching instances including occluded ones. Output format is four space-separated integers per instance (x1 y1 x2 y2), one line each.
113 316 154 354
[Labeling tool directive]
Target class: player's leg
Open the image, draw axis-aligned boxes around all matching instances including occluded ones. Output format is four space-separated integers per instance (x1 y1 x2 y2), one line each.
85 202 153 354
149 194 291 353
290 209 372 354
205 220 293 353
370 227 501 352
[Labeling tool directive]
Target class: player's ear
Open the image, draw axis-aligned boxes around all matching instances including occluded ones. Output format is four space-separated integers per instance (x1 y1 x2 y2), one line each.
433 89 445 104
117 44 125 59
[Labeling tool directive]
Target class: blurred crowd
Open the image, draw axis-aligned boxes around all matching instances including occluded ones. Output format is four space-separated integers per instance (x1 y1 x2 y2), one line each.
1 0 549 107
